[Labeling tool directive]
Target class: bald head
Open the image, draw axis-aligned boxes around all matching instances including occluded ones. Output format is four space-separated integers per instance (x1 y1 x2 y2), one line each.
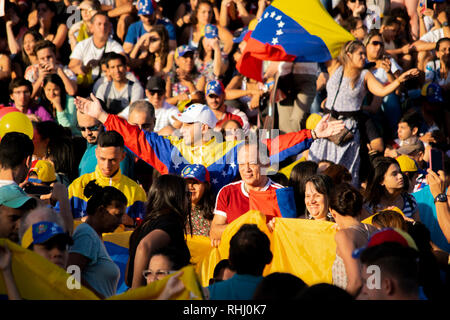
77 110 104 144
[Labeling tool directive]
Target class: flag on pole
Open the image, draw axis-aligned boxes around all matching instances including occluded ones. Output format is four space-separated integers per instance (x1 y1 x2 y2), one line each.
237 0 355 81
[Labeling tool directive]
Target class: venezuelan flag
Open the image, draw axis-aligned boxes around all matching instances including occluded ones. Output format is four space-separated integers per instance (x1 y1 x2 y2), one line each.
249 187 298 219
237 0 354 81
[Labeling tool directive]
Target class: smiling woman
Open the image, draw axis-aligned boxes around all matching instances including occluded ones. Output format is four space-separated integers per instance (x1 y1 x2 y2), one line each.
303 174 334 221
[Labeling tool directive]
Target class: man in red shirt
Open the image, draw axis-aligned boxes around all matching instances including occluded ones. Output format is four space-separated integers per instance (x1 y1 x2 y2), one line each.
210 142 284 247
205 80 250 135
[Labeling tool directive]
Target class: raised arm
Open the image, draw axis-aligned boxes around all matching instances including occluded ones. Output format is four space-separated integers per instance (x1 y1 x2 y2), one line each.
74 93 175 174
427 169 450 243
365 68 419 97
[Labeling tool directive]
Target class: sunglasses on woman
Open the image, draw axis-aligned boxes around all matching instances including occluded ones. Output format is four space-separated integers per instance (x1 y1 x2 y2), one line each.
348 0 365 3
370 41 384 46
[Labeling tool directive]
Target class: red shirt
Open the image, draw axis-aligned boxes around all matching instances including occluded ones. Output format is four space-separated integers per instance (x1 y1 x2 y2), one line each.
214 105 250 134
214 179 284 223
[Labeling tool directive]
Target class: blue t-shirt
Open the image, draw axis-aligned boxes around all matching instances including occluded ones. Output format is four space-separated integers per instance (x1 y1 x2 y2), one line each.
78 143 135 179
207 274 263 300
124 19 176 44
69 223 120 298
412 186 450 253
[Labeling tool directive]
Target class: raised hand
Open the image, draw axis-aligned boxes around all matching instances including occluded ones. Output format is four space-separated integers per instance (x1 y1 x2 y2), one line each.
157 271 185 300
314 114 346 139
74 93 108 123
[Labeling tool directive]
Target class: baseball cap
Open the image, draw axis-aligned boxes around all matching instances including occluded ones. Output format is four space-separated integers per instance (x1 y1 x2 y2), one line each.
0 184 34 209
396 138 425 156
204 24 219 39
137 0 154 15
205 80 224 97
29 160 57 183
352 228 418 259
421 82 444 103
175 45 195 59
146 76 166 92
181 164 210 183
175 103 218 128
21 221 72 249
233 28 250 43
396 155 418 173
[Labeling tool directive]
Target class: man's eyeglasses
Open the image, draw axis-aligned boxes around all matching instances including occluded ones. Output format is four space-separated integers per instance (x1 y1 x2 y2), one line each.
149 90 165 97
77 124 101 132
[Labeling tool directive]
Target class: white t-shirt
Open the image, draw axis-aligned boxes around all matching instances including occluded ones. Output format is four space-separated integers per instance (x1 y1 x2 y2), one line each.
154 102 179 132
371 58 403 84
420 28 445 43
70 37 124 77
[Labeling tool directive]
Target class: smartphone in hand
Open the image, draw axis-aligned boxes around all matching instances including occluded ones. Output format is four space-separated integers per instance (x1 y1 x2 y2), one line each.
429 148 444 172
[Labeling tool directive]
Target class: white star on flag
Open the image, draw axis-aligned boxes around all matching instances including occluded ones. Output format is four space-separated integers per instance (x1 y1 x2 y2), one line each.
264 12 269 19
212 178 219 184
272 37 279 45
275 15 282 21
230 163 236 169
173 163 180 169
221 171 227 177
278 21 285 28
276 29 283 36
270 11 276 18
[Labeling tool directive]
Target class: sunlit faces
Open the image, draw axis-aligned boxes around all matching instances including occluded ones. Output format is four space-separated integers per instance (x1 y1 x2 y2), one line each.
44 81 61 102
366 35 384 60
185 178 207 205
237 144 266 188
23 33 38 57
222 120 242 141
145 254 174 284
382 164 404 190
95 146 125 177
32 236 70 269
10 85 31 108
128 109 155 132
206 93 224 110
304 181 329 220
196 2 213 25
397 122 415 141
352 20 367 41
146 89 165 109
107 58 127 82
148 31 162 53
77 112 103 144
348 46 367 69
91 14 111 39
180 122 206 146
176 51 195 72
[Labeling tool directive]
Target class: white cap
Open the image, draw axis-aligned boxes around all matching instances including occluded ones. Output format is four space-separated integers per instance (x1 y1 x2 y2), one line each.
175 104 218 128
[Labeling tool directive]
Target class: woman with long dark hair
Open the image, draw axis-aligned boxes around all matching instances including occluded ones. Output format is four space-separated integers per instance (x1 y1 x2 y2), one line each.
195 33 228 82
129 25 174 81
181 164 215 237
127 175 192 288
302 174 334 221
332 0 367 24
288 161 318 218
40 73 78 134
364 156 419 220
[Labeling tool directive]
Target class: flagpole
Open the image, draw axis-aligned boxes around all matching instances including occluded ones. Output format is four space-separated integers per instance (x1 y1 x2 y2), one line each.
263 70 280 140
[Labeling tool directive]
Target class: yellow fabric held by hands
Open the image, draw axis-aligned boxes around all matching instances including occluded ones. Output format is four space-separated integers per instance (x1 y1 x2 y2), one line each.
0 239 99 300
1 211 340 299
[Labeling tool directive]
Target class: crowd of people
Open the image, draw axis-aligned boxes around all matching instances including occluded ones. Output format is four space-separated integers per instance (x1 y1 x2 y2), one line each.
0 0 450 301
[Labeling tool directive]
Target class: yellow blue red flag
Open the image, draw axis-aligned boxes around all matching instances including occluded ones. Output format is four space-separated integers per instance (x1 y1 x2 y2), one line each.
237 0 354 81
